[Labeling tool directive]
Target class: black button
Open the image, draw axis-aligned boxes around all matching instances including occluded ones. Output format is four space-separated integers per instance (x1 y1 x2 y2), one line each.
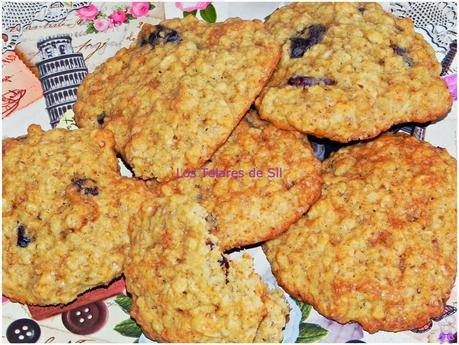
61 301 108 335
6 318 41 343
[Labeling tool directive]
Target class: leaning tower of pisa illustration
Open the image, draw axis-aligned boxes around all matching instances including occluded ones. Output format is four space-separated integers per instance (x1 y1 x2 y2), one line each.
36 35 88 127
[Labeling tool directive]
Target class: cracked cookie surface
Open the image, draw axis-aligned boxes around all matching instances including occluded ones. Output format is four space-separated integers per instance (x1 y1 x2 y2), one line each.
75 16 280 181
125 195 290 342
257 2 452 142
2 126 150 305
264 134 457 333
150 110 322 250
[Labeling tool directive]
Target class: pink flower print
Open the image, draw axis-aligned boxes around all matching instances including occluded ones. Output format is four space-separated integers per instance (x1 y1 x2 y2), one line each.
175 2 211 12
111 10 128 25
129 2 150 18
94 18 111 32
76 4 99 20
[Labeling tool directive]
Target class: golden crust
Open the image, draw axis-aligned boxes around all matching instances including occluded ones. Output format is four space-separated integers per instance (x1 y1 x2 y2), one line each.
125 195 290 342
254 288 292 342
2 126 151 305
256 2 452 142
74 16 280 181
264 134 457 333
149 111 322 250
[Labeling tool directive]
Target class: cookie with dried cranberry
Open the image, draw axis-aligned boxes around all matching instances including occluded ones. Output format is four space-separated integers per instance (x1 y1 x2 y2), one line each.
74 16 280 182
125 195 290 342
256 2 452 142
151 110 322 250
264 134 457 333
2 125 151 305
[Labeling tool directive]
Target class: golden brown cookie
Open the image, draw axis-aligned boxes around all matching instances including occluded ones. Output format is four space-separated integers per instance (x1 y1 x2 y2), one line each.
150 110 322 250
74 16 280 181
256 2 452 142
264 134 457 333
2 125 150 305
125 195 290 342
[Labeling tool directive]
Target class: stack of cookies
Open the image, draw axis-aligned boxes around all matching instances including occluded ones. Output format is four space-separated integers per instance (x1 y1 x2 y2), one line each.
3 3 456 342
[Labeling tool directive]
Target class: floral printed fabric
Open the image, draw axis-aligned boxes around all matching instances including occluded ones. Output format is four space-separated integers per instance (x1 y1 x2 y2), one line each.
76 2 155 33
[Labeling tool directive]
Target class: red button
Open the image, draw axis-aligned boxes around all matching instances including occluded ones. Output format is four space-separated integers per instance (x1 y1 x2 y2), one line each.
61 301 108 335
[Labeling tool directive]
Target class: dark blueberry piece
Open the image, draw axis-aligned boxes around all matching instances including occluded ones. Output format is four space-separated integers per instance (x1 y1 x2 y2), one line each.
148 29 162 45
96 112 105 126
290 37 309 58
164 30 180 43
307 24 326 45
390 44 408 56
205 240 215 250
72 178 99 196
218 255 230 283
390 44 415 67
403 56 415 67
6 318 41 343
218 255 230 270
73 178 88 188
17 223 32 248
288 75 336 88
62 301 108 335
83 187 99 196
290 24 326 58
142 25 181 47
358 6 366 13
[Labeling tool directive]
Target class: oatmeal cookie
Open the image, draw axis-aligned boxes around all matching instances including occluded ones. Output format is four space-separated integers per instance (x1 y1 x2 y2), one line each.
256 2 452 142
150 111 322 250
2 125 150 305
264 134 457 333
125 195 290 342
74 16 280 181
